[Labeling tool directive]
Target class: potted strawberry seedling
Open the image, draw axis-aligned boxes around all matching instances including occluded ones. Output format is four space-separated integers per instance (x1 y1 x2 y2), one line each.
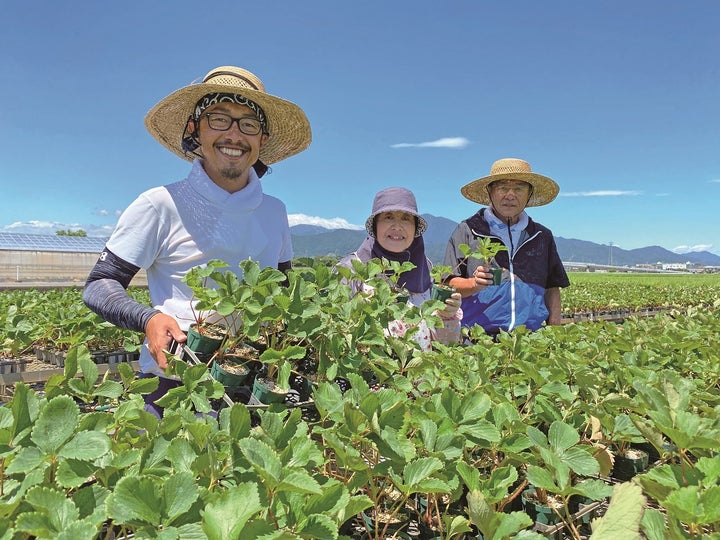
471 237 508 285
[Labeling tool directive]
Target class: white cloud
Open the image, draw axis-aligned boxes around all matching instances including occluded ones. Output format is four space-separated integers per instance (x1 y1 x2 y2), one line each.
710 178 720 183
673 244 713 254
288 214 363 230
560 190 642 197
391 137 470 149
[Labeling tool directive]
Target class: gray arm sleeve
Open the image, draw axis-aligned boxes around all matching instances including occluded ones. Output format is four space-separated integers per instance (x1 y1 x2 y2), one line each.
83 248 160 333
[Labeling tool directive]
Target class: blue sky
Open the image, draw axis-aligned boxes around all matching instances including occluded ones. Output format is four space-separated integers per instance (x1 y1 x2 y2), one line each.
2 1 718 255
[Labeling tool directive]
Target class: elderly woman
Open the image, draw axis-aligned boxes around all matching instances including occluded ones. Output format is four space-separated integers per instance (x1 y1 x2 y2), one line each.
338 187 462 350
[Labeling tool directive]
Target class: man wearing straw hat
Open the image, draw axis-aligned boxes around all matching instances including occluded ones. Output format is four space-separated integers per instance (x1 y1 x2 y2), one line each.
83 66 311 416
443 158 569 335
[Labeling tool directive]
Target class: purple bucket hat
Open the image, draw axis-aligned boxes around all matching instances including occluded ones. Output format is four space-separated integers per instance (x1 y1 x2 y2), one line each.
365 187 428 238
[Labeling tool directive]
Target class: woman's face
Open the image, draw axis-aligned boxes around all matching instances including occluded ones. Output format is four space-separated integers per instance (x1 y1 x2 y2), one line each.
374 211 416 253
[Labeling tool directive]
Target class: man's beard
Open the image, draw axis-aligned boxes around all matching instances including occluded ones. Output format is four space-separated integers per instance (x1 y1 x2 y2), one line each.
220 165 246 181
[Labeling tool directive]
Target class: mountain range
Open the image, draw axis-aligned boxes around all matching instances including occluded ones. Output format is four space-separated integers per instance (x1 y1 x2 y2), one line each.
291 214 720 267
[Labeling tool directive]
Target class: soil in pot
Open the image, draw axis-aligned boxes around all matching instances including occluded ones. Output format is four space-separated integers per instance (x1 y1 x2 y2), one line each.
521 488 564 526
252 376 289 405
612 448 650 480
210 359 250 387
186 324 226 358
361 509 413 540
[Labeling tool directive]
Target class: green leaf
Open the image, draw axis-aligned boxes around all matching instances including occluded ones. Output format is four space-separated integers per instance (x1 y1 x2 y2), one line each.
548 420 580 453
239 438 282 484
303 481 349 516
563 447 600 476
641 508 668 540
15 511 53 537
525 466 557 492
296 513 337 540
54 519 99 540
590 482 645 540
93 380 124 399
58 431 111 461
277 470 323 495
402 457 443 488
5 446 44 474
25 486 80 531
163 471 199 523
202 483 263 540
31 396 79 454
72 483 111 526
106 475 162 525
56 459 98 489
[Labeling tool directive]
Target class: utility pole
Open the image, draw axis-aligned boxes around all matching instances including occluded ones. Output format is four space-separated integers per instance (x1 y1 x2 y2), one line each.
609 242 613 266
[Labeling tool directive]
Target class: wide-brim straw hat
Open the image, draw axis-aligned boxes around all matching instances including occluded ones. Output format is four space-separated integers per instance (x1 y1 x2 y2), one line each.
145 66 311 165
461 158 559 207
365 187 428 238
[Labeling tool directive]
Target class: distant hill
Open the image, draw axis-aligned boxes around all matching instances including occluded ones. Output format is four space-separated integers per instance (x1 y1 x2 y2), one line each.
291 214 720 267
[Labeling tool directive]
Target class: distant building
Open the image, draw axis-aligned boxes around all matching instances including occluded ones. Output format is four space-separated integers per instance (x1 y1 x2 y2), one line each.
661 262 689 271
0 232 146 285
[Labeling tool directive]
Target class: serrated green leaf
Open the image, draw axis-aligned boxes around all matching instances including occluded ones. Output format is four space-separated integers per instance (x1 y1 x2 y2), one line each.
459 421 501 443
106 475 161 525
590 482 645 540
56 459 97 488
277 470 323 495
25 486 80 530
304 482 349 516
563 447 600 476
296 513 337 540
5 446 44 475
93 380 124 399
402 457 443 488
31 396 79 454
640 507 667 540
203 483 263 540
15 511 53 537
163 471 199 523
54 519 99 540
68 377 94 396
58 431 111 460
72 483 111 525
239 438 282 483
548 421 580 453
525 466 557 491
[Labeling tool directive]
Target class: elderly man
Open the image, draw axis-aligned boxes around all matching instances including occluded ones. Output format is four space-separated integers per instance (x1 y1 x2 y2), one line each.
443 158 569 335
83 66 311 416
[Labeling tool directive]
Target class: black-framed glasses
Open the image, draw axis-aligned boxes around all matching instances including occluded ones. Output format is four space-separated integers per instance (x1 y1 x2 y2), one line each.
204 112 262 135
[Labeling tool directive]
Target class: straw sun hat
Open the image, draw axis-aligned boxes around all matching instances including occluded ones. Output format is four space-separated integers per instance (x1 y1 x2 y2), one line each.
144 66 311 165
460 158 559 207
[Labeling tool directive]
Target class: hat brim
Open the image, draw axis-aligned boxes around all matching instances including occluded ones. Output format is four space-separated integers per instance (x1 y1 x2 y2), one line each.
144 83 311 165
460 172 559 207
365 212 428 238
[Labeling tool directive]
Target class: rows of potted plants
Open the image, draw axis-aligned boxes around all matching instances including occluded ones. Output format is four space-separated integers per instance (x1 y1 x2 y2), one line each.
0 287 146 365
0 259 719 538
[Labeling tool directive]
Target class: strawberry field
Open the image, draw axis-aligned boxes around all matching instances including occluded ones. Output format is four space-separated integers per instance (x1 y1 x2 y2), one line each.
0 264 719 539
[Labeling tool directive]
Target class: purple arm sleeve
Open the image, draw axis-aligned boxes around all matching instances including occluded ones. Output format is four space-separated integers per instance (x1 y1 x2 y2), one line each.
83 248 160 333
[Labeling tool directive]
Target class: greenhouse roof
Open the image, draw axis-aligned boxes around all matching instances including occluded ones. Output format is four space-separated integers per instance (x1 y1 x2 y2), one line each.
0 233 107 253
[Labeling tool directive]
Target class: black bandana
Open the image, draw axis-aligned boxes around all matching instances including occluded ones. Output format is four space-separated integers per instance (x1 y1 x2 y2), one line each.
193 92 268 134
